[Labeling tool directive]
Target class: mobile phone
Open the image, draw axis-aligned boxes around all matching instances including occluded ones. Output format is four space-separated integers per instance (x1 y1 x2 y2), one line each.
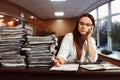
86 29 91 35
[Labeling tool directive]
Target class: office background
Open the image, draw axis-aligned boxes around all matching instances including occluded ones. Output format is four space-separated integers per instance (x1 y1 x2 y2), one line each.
0 0 120 57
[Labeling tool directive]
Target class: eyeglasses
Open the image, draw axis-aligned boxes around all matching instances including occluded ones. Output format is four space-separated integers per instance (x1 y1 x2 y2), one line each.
79 21 93 27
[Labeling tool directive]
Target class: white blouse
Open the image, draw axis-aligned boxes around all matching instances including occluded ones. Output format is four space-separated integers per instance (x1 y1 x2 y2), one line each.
57 33 98 63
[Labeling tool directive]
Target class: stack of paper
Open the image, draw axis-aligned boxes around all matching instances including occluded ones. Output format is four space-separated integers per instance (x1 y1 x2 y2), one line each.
23 34 58 67
0 26 26 67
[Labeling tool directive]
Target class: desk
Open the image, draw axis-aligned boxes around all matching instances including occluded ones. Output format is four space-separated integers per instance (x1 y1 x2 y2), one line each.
0 66 120 80
98 54 120 66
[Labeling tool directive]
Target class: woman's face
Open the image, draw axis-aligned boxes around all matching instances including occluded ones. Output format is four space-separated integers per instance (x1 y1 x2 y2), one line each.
78 17 93 35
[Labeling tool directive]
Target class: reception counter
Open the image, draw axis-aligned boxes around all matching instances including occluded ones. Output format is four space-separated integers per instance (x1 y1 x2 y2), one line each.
0 64 120 80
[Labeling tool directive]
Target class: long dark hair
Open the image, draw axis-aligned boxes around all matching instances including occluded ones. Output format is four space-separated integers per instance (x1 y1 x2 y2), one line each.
73 13 95 48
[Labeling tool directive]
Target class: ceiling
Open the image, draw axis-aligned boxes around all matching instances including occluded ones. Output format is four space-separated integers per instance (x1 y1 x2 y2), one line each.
7 0 112 19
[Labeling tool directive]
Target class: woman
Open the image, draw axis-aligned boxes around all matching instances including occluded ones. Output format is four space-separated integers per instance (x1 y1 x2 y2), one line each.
54 13 98 66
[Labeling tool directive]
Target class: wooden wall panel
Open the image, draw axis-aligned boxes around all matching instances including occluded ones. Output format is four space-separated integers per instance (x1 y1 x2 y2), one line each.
42 19 76 37
0 1 20 18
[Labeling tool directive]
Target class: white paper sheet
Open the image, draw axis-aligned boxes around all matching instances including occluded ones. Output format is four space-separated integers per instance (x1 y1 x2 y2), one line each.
80 62 120 70
50 64 79 71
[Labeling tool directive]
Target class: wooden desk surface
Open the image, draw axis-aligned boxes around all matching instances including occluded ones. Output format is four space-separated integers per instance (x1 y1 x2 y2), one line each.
0 65 120 80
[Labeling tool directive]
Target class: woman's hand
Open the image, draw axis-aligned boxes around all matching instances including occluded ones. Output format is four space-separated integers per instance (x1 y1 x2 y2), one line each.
54 57 65 67
85 26 93 39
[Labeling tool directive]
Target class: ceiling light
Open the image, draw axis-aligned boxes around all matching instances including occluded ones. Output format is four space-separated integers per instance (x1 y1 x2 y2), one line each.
50 0 66 2
30 16 34 19
0 15 4 18
55 12 64 16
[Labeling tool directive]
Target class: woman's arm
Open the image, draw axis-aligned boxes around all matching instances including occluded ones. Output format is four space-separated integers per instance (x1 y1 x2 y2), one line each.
87 38 97 59
86 27 98 62
54 33 72 66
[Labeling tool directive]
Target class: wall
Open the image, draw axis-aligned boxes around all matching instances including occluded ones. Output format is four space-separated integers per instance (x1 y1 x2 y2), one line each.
41 18 76 37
